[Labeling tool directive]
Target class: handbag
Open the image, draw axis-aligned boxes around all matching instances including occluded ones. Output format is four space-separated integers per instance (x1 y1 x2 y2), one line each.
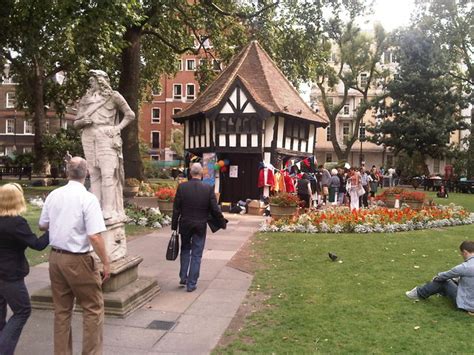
166 230 180 261
357 184 365 197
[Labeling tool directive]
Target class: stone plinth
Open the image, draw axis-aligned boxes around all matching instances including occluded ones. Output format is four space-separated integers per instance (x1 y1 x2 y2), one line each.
31 255 160 318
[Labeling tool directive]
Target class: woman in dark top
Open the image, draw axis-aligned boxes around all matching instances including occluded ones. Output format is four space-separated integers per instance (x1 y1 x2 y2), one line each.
0 183 49 355
297 174 312 209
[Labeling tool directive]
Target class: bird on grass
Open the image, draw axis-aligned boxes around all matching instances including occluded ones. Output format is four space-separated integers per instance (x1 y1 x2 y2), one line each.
328 252 338 261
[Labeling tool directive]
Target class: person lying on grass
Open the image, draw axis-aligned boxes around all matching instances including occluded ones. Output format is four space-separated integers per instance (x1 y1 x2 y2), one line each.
406 240 474 314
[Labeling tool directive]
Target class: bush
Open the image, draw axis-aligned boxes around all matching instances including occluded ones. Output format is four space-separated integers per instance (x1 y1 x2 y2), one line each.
269 192 300 207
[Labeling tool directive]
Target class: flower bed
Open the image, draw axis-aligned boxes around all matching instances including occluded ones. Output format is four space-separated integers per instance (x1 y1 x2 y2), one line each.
260 204 474 234
125 204 171 228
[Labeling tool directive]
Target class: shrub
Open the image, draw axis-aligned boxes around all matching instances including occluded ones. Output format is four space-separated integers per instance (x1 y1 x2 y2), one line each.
125 178 140 187
269 192 300 207
401 191 426 202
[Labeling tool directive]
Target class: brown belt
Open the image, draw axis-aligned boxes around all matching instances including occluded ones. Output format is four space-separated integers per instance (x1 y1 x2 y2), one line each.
51 247 90 255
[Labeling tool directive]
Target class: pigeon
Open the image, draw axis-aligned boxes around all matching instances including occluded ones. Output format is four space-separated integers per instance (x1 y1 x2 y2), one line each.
328 252 338 262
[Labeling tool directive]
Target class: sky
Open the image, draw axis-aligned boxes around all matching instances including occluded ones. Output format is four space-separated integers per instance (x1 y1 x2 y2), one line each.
363 0 417 31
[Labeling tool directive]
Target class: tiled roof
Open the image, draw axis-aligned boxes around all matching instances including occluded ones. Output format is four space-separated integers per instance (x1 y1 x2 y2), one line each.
173 41 328 126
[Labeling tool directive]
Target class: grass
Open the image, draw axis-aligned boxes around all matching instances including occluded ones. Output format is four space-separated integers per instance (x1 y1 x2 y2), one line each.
215 192 474 354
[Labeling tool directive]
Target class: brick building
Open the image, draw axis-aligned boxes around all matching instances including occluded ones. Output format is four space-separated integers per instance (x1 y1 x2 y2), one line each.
0 71 75 159
140 54 221 161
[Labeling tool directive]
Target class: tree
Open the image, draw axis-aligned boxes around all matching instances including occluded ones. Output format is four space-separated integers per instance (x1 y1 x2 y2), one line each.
0 0 128 172
253 0 388 162
170 129 184 160
415 0 474 176
368 28 467 174
115 1 279 180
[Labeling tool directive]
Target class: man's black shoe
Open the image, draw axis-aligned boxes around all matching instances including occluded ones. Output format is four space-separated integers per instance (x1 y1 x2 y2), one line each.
179 279 187 286
187 286 197 292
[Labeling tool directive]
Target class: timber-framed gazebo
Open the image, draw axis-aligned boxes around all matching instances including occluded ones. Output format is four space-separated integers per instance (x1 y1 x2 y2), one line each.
173 41 328 203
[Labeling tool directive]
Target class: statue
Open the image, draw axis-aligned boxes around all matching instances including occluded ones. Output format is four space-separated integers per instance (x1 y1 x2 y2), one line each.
74 70 135 225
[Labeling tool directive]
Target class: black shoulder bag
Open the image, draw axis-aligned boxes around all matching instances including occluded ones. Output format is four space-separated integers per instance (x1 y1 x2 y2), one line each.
166 230 180 261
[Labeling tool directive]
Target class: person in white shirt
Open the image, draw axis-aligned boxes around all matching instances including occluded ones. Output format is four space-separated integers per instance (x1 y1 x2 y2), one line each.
39 157 110 355
388 167 396 187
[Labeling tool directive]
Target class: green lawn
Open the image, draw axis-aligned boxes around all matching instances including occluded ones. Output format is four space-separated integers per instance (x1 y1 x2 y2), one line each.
215 192 474 354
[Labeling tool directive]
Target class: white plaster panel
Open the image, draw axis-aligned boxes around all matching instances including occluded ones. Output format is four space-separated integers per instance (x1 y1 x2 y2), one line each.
219 134 226 146
221 102 234 113
264 116 275 148
206 119 210 147
184 121 189 149
308 125 315 152
229 134 236 147
243 102 256 113
264 152 271 165
251 134 258 147
285 137 291 150
240 90 248 106
277 117 285 148
189 136 194 149
240 135 247 147
230 89 238 108
292 140 298 151
201 135 205 147
301 141 307 153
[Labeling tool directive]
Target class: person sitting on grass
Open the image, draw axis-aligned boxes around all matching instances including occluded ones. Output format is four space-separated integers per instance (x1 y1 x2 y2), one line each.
406 240 474 314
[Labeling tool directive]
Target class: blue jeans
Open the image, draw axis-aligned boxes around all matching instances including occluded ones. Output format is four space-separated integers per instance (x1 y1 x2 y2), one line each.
0 279 32 355
180 232 206 289
417 279 458 306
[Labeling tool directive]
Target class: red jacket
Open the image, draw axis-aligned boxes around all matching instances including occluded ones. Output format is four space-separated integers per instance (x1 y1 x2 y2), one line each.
258 168 275 188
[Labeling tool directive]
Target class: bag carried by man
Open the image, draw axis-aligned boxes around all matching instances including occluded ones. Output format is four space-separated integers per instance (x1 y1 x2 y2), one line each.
166 230 180 261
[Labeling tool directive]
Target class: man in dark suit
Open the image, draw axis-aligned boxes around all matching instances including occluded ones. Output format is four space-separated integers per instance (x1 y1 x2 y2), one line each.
171 163 226 292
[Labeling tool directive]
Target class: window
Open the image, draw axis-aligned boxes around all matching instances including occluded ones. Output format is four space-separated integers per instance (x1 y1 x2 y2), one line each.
151 131 160 149
285 120 307 140
186 59 196 71
151 155 160 161
23 147 32 153
5 146 14 156
173 108 182 115
327 97 334 108
342 122 351 142
175 59 183 71
359 123 366 140
152 87 162 96
343 104 350 115
326 125 331 141
212 59 221 71
6 119 14 134
25 120 34 134
173 84 182 99
360 73 368 87
199 59 206 67
330 52 337 62
62 121 68 130
45 120 50 133
383 50 392 64
6 92 15 108
186 84 195 100
433 159 440 173
217 115 258 134
326 153 332 162
151 108 161 124
190 119 205 136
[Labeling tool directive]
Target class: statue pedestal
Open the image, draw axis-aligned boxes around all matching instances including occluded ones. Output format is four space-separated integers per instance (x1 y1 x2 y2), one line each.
31 224 160 318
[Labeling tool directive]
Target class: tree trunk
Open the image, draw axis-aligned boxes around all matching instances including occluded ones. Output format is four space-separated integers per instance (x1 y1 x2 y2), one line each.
467 107 474 178
31 65 47 173
118 26 145 181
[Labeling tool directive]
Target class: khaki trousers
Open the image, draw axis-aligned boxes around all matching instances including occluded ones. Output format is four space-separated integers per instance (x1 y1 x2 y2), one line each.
49 250 104 355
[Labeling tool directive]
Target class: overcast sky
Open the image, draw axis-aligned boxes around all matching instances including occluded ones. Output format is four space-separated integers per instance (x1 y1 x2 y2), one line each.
363 0 417 31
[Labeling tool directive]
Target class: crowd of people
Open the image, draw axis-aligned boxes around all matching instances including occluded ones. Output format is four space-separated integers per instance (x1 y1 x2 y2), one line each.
295 164 390 211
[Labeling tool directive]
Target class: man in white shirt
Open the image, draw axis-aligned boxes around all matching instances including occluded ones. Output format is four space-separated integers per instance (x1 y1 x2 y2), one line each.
39 157 110 355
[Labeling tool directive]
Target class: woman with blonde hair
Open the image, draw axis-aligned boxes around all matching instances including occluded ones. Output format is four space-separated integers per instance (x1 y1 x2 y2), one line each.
0 183 49 355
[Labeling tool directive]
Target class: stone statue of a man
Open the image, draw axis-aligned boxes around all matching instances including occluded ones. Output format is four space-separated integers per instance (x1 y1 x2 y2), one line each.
74 70 135 224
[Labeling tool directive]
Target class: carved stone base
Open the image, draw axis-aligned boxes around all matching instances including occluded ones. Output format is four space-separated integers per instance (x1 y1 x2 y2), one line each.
101 222 127 261
30 255 160 318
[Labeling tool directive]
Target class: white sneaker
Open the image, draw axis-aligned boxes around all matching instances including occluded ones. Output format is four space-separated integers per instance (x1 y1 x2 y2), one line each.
405 287 420 300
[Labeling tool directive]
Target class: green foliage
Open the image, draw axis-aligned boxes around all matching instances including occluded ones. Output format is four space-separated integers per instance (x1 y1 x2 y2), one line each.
368 28 467 160
42 128 83 169
12 152 34 168
169 129 184 160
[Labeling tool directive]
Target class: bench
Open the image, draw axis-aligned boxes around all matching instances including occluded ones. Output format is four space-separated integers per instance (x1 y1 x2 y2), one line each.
0 166 32 180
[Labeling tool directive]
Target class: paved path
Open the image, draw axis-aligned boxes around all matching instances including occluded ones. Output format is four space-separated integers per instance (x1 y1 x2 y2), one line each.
16 214 265 354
